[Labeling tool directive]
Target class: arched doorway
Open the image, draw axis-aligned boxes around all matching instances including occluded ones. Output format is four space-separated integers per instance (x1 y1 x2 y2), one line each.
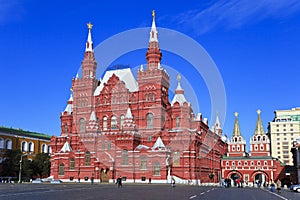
230 173 240 187
100 168 110 183
252 171 269 187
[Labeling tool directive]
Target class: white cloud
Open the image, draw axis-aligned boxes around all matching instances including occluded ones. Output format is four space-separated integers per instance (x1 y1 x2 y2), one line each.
172 0 300 35
0 0 24 25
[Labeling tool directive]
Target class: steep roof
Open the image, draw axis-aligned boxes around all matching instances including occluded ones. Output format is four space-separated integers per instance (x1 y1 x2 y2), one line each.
60 141 72 153
152 136 165 150
94 68 138 96
171 74 189 106
0 126 51 140
254 109 265 135
232 112 241 137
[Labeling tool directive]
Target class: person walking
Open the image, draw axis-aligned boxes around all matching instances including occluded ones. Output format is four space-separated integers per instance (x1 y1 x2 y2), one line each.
276 179 281 193
116 176 122 188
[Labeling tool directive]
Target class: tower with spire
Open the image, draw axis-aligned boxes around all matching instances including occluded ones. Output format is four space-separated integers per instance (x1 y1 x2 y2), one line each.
227 112 247 157
249 110 270 157
72 22 98 134
137 10 170 132
50 11 229 184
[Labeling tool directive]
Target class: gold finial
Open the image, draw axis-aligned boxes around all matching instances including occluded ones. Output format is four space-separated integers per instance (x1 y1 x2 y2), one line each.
257 109 261 115
234 112 239 117
87 22 93 30
152 10 155 18
176 74 181 82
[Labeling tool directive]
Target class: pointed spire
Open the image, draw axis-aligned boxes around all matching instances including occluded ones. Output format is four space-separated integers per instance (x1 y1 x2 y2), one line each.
86 111 100 132
215 112 220 128
233 112 241 137
149 10 158 42
85 22 93 52
89 111 97 121
146 10 162 70
254 109 265 135
64 93 73 114
125 107 133 119
171 74 188 106
175 74 184 94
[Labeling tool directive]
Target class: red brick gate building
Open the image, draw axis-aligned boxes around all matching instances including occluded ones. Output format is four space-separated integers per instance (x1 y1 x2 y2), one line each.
221 111 285 186
50 12 227 184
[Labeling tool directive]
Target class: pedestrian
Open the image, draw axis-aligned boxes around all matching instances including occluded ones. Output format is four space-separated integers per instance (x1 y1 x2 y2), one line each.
276 179 281 193
116 176 122 188
171 176 175 187
237 179 241 188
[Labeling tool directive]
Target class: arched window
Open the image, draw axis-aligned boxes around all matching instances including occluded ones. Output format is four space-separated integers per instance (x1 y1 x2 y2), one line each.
147 113 153 129
153 162 160 176
145 94 148 101
111 116 117 129
104 97 107 105
260 145 264 150
176 116 180 128
85 151 90 166
122 150 128 165
64 124 68 133
140 156 147 169
120 115 125 128
28 142 34 152
5 139 12 150
107 141 111 150
103 116 107 130
70 158 75 170
21 141 27 152
47 145 51 153
59 163 64 175
0 138 4 149
173 151 180 166
79 118 85 132
42 144 46 153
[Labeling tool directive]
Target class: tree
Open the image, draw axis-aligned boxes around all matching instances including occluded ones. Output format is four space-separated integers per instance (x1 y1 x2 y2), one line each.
0 150 32 181
32 153 50 178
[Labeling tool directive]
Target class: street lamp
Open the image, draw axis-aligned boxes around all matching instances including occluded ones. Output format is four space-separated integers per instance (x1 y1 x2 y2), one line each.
18 154 27 183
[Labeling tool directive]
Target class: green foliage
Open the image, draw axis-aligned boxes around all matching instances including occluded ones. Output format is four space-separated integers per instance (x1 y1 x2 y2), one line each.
0 150 50 181
0 149 22 178
32 153 50 178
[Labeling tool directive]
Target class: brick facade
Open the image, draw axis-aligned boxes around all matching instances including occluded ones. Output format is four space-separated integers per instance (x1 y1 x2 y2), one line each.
50 14 227 184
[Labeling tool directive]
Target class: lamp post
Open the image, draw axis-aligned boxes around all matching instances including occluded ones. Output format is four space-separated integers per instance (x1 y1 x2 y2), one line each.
18 154 27 183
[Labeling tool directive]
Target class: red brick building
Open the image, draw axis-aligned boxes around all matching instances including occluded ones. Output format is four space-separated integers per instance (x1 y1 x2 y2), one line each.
221 111 285 186
50 12 227 184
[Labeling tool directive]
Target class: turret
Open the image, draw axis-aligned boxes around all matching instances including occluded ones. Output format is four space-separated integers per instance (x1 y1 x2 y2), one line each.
249 110 270 156
227 112 247 157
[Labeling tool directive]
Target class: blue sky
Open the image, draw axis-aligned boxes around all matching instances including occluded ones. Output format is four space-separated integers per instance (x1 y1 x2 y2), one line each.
0 0 300 148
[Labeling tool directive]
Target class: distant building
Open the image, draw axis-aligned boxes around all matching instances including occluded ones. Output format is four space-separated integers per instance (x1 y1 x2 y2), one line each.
221 111 285 186
0 126 51 162
50 12 228 184
268 107 300 165
291 138 300 184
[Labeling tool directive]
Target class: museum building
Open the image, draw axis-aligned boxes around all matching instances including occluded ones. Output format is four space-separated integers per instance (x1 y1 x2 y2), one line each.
50 12 228 184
